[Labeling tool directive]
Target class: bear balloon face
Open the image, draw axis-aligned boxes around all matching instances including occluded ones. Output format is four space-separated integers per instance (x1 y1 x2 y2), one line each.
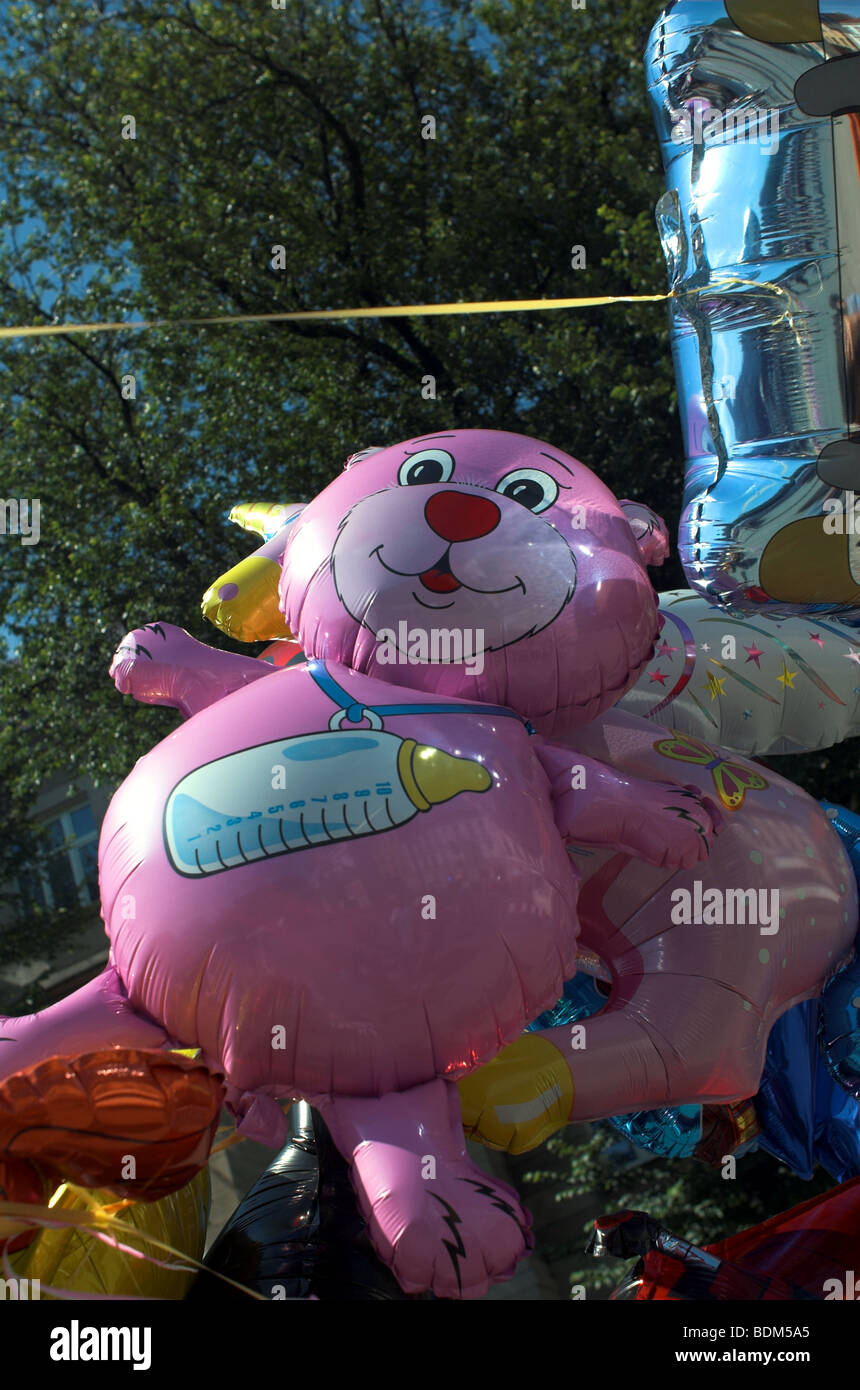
332 453 578 653
280 430 659 735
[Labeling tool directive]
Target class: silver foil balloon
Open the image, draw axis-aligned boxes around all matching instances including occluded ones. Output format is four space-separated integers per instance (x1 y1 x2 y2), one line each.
645 0 860 620
617 588 860 754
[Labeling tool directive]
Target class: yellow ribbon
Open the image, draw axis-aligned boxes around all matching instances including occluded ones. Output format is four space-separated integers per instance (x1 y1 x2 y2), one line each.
0 293 670 340
0 277 799 341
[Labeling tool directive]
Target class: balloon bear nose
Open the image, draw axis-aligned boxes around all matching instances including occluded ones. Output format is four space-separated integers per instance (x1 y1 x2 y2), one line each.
424 490 500 544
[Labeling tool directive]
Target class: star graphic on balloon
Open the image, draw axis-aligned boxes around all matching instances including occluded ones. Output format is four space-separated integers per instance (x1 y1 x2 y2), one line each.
744 644 764 667
844 650 860 666
656 641 678 659
649 669 668 685
704 672 726 700
700 643 711 652
777 662 797 689
809 633 824 647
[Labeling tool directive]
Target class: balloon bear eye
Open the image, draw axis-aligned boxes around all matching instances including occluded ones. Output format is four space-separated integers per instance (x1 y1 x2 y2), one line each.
496 468 559 513
398 449 455 486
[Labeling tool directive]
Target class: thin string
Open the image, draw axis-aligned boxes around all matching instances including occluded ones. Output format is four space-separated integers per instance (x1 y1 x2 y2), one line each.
0 292 669 339
0 276 797 341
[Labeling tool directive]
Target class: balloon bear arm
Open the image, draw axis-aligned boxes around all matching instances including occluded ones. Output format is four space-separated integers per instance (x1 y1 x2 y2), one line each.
318 1079 533 1299
110 621 273 718
534 741 722 871
460 1004 767 1145
537 1000 765 1123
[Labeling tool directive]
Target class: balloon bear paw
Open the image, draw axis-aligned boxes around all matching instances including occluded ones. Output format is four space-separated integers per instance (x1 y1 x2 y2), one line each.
110 621 199 703
0 1047 224 1201
355 1150 534 1299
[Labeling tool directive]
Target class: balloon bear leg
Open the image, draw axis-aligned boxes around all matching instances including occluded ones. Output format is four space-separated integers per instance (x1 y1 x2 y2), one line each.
319 1078 533 1300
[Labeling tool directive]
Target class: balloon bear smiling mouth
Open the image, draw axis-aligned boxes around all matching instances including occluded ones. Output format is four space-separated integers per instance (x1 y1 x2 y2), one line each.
371 544 526 603
419 551 461 595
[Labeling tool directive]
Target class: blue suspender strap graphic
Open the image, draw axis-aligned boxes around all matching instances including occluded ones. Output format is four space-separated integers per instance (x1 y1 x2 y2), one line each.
305 659 533 733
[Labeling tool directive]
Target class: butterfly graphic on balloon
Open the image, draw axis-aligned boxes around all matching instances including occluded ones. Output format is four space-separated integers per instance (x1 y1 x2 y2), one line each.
654 730 768 811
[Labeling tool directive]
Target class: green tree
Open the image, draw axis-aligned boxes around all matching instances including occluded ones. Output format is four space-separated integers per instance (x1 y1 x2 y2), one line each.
524 1123 835 1297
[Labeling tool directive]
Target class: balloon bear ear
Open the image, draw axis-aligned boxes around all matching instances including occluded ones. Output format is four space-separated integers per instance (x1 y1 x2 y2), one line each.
618 499 670 567
344 445 386 471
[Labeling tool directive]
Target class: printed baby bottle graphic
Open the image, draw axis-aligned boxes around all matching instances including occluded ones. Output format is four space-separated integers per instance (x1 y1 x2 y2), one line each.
164 727 492 876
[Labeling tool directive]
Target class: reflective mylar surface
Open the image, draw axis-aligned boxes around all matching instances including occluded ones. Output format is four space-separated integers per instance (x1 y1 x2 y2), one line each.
618 588 860 753
646 1 860 618
192 1102 427 1301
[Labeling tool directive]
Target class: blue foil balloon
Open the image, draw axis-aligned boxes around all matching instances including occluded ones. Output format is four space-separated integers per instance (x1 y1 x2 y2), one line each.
821 801 860 880
818 962 860 1097
818 803 860 1096
755 996 860 1183
754 998 820 1179
607 1105 703 1160
525 972 608 1030
733 802 860 1179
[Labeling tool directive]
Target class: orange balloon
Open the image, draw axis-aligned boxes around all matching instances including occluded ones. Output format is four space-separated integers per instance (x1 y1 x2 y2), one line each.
0 1049 224 1201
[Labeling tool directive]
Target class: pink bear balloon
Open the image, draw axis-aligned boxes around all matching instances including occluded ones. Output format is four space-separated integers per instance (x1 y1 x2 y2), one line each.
0 430 853 1300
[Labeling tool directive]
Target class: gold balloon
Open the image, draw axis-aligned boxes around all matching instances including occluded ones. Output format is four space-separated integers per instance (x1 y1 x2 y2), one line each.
9 1170 210 1299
